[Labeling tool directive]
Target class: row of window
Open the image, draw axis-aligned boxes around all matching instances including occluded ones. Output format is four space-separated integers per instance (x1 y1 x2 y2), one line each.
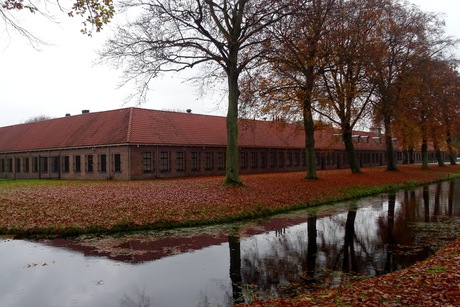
240 151 305 168
142 150 307 173
1 149 401 175
141 150 395 173
0 154 122 174
319 151 386 166
142 151 227 172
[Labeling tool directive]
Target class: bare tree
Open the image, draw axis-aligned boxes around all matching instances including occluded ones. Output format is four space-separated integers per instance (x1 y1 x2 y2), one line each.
99 0 290 186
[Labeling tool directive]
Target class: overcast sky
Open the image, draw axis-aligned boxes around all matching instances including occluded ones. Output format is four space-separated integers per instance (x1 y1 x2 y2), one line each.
0 0 459 127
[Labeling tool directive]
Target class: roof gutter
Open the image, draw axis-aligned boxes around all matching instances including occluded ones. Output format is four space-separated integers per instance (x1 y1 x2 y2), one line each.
0 142 306 155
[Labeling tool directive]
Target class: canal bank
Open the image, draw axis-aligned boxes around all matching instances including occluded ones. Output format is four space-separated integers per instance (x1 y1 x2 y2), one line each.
0 165 459 237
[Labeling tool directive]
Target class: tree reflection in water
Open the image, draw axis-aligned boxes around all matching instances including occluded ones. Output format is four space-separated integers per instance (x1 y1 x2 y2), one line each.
303 211 318 290
342 204 357 273
120 287 151 307
229 234 243 304
239 180 460 301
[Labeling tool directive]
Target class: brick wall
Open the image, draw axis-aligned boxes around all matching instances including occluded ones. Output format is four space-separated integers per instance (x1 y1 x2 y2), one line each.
0 146 131 180
0 144 435 180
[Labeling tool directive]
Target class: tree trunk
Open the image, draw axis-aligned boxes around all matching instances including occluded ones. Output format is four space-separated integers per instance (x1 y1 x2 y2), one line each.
435 148 446 167
402 150 408 164
421 140 429 169
432 129 445 167
408 147 414 164
303 101 318 180
384 118 398 171
421 117 429 169
446 131 457 165
224 61 243 186
342 129 361 173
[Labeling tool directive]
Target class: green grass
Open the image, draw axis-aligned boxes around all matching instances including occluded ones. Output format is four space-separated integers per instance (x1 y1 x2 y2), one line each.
426 266 447 274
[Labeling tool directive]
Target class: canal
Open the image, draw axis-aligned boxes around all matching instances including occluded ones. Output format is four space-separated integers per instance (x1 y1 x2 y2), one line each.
0 179 459 306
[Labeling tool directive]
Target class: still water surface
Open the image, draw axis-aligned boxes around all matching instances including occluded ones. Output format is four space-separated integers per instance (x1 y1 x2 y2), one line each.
1 179 459 306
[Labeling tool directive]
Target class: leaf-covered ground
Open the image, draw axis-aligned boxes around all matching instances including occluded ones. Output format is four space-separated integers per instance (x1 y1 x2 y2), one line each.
0 165 458 234
241 236 460 307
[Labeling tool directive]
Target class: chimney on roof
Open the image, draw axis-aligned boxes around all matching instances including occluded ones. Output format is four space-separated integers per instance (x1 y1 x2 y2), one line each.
65 113 71 117
82 110 90 114
186 109 192 113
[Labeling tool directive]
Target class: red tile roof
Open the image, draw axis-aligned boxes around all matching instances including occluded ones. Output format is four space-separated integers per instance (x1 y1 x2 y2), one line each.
0 108 131 151
0 107 385 152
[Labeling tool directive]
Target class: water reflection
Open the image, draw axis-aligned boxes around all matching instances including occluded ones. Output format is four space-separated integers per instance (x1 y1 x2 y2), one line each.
229 234 243 305
0 179 459 307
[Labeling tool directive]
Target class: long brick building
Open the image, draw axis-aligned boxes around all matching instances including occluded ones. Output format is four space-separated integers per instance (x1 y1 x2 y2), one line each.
0 107 431 180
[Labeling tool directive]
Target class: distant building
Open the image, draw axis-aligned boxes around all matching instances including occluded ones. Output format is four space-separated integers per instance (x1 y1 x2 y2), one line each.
0 107 435 180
